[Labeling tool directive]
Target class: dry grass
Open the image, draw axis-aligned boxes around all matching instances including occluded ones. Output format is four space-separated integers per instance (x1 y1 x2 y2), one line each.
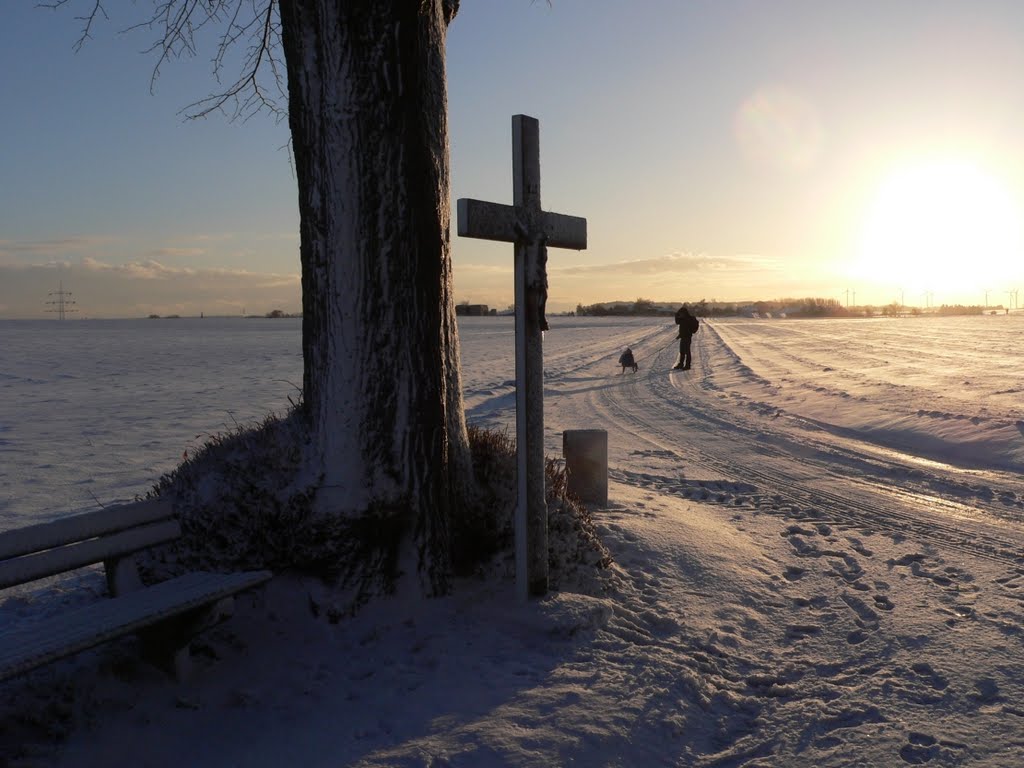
544 454 615 592
460 424 615 592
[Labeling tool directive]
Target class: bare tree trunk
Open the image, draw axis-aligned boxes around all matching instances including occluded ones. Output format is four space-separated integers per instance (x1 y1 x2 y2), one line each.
278 0 468 594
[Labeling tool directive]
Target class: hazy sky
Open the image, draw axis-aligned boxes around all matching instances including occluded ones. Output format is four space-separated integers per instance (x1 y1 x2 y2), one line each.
4 1 1024 318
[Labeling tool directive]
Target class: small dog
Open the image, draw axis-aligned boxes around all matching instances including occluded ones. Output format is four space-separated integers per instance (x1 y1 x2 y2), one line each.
618 348 639 374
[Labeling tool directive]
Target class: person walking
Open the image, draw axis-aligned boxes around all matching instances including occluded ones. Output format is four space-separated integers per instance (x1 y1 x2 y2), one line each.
673 304 699 370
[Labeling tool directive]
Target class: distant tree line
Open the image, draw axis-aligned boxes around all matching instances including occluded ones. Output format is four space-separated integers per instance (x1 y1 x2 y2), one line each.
933 304 993 316
879 303 993 317
573 297 850 318
574 298 680 317
572 297 997 319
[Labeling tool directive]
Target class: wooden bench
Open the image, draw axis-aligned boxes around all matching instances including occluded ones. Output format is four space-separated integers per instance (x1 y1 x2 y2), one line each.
0 498 272 681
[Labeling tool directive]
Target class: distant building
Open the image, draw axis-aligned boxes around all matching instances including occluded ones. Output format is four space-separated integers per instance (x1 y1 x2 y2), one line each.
456 304 490 316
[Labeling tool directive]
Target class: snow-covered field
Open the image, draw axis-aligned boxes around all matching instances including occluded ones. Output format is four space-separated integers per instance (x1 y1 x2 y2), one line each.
0 317 303 528
3 314 1024 766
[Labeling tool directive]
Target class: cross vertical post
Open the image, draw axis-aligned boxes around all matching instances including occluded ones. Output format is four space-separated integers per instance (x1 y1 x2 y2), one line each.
457 115 587 600
513 117 547 598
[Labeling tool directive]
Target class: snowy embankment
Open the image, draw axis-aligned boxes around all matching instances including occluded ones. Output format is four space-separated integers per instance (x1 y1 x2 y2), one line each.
3 315 1024 766
708 315 1024 474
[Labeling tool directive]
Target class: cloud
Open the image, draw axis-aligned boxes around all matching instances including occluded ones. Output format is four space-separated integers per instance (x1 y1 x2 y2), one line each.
450 249 805 312
552 251 779 277
451 263 511 279
190 232 297 243
0 237 119 262
149 247 208 259
78 257 193 280
0 232 297 270
0 258 301 319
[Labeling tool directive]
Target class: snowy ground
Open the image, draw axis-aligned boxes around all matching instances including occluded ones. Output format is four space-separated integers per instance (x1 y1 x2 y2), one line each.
3 315 1024 766
0 318 304 527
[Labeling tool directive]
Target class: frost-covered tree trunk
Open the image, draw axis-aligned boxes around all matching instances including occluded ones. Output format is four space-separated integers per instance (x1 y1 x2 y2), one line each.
278 0 469 594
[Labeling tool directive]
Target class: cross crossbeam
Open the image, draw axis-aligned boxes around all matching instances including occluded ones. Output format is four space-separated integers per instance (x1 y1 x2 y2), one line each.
457 199 587 250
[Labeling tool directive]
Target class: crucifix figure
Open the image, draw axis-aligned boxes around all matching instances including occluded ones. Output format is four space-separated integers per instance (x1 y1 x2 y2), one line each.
457 115 587 599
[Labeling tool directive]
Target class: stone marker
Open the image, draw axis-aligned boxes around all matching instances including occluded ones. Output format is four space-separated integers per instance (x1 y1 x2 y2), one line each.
457 115 587 600
563 430 608 506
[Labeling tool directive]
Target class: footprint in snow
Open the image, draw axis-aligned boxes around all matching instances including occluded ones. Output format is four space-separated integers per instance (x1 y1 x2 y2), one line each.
973 677 1000 703
840 592 880 630
873 594 895 611
847 629 869 645
785 624 821 641
829 553 865 585
909 662 949 691
899 733 938 764
847 536 874 557
783 565 806 581
792 594 829 610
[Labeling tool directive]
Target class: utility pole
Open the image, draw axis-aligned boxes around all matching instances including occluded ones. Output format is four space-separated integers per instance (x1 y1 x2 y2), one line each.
45 281 77 320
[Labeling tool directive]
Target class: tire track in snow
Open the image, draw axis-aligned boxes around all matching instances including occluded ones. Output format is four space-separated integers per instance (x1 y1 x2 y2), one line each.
588 326 1024 568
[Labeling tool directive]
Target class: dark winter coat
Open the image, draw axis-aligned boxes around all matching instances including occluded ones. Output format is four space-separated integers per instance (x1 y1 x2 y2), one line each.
675 307 699 337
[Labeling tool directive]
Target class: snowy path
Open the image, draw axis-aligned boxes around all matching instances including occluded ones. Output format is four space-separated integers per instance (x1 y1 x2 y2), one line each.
539 321 1024 765
451 316 1024 765
586 324 1024 563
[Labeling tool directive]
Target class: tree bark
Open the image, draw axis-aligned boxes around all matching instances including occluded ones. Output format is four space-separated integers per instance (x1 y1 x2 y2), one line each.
278 0 468 594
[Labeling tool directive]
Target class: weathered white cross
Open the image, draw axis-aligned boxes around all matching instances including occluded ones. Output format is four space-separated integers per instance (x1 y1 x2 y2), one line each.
457 115 587 600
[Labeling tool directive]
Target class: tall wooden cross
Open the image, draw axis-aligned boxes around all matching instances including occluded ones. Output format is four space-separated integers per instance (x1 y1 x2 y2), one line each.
457 115 587 600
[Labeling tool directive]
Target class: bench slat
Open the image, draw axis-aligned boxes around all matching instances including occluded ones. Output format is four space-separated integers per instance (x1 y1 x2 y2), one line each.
0 569 272 682
0 498 174 561
0 520 180 590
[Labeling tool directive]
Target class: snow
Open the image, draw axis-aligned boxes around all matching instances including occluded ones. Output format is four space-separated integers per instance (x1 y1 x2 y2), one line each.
3 314 1024 766
0 318 303 528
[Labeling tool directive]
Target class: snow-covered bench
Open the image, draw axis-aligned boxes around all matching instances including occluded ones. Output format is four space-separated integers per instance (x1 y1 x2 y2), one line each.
0 498 271 681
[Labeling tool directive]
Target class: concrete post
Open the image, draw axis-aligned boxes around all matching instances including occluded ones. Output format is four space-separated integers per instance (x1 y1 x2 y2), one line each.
563 429 608 506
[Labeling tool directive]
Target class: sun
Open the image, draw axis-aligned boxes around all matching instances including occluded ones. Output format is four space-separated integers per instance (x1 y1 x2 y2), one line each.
854 159 1023 299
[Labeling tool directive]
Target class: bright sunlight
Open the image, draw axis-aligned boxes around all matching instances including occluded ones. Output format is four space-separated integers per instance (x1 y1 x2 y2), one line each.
854 159 1023 300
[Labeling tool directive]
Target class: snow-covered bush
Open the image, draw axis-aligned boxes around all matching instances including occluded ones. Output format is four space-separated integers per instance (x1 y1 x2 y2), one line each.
146 414 613 598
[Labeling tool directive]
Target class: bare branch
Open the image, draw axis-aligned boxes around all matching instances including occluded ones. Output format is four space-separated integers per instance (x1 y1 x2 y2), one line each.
37 0 109 52
46 0 286 122
181 0 286 121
